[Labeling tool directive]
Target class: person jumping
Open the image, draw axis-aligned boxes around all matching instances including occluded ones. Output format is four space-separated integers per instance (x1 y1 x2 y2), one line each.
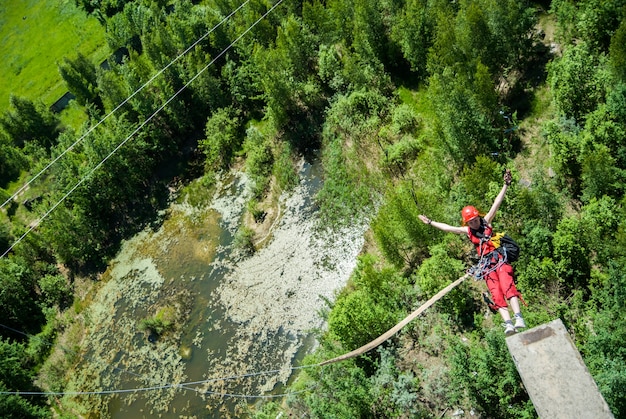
418 169 526 336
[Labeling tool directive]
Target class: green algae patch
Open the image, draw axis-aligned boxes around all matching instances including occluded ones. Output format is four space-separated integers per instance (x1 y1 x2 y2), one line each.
43 184 223 417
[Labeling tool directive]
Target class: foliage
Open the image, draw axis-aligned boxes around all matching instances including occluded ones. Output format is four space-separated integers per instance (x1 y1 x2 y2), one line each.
328 255 409 351
233 226 256 256
0 96 61 150
38 274 73 310
446 330 535 418
543 117 583 196
547 42 610 123
0 257 44 334
453 156 504 212
581 259 626 417
389 0 435 81
413 243 471 320
300 358 375 418
244 126 274 198
551 0 626 53
2 0 626 417
552 216 592 293
0 136 27 188
610 19 626 81
200 107 243 171
58 53 103 110
0 339 50 418
138 306 176 338
427 67 498 166
369 347 424 418
371 182 429 270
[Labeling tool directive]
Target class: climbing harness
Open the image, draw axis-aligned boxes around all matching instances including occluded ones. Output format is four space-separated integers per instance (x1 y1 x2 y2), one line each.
467 234 507 280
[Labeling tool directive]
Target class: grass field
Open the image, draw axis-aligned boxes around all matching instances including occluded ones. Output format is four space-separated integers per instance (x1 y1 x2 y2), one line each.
0 0 108 113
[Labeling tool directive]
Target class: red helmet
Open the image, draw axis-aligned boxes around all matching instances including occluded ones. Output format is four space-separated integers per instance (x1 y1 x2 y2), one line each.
461 206 480 224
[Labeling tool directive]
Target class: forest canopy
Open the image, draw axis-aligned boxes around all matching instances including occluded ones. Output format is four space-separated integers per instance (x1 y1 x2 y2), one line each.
1 0 625 417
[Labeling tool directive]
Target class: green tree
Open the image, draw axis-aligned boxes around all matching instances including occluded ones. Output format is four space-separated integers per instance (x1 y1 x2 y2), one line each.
0 339 49 418
0 136 27 188
38 274 72 310
428 67 497 166
447 330 533 418
255 15 325 147
301 359 374 418
58 53 103 110
199 107 242 171
579 197 620 263
544 118 583 197
0 96 61 150
427 0 534 79
582 260 626 417
576 0 626 52
609 19 626 81
0 258 43 334
372 183 428 269
390 0 434 81
328 256 408 350
413 243 469 320
244 126 274 198
552 216 591 292
548 42 610 123
584 102 626 172
580 141 622 202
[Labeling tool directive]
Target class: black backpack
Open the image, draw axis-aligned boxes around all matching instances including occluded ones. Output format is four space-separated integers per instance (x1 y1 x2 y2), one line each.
492 232 520 262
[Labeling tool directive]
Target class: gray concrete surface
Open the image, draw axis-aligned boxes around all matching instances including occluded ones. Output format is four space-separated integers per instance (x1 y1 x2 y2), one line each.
506 318 614 419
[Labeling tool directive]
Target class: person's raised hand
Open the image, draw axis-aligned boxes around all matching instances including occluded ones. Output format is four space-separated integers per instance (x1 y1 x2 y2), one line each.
504 169 512 186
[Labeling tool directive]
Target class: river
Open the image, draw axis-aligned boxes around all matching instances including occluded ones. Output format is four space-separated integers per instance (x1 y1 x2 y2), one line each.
62 156 368 418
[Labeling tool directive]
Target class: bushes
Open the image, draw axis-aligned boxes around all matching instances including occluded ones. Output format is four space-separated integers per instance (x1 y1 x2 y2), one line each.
446 330 534 418
413 243 471 321
547 42 610 123
579 260 626 417
199 107 243 171
328 255 409 350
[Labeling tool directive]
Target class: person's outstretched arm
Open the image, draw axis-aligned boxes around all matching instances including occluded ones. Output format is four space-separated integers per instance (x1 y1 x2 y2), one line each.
484 169 512 224
418 214 466 235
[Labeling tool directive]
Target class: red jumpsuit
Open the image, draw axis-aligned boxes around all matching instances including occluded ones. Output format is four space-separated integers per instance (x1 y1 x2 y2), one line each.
467 225 521 309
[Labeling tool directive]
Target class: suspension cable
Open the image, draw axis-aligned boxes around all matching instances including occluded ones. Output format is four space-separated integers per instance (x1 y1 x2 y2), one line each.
1 0 285 258
0 0 251 213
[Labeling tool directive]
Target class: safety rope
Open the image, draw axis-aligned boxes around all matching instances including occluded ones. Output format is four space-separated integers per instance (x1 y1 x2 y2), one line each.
467 235 507 280
0 0 251 213
1 271 473 397
0 0 285 259
320 273 470 366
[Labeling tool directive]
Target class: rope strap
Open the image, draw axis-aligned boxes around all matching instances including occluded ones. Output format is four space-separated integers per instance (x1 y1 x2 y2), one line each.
320 273 470 366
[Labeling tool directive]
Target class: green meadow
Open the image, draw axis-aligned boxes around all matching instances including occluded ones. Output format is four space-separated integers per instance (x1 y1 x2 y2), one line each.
0 0 108 113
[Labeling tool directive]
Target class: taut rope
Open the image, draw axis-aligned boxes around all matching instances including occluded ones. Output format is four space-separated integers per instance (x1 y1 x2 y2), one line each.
320 273 470 366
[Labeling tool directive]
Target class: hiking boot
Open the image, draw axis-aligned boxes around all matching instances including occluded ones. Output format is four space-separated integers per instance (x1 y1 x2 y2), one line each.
514 314 526 330
503 321 516 336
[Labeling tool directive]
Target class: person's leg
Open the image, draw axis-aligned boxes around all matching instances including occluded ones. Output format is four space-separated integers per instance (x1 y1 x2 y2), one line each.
498 307 512 321
486 271 515 334
510 296 521 313
498 264 526 329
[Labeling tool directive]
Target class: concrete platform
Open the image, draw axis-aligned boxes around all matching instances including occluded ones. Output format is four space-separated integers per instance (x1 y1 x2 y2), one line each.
506 319 614 419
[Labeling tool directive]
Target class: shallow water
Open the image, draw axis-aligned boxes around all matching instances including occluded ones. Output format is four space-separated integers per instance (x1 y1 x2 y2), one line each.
67 157 367 418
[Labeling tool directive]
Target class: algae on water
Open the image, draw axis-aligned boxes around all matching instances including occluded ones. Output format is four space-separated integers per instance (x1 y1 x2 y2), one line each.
54 160 368 418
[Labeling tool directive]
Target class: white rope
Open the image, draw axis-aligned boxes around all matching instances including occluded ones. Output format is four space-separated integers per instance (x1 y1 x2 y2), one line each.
0 0 251 212
0 364 313 398
320 273 470 365
1 0 285 258
1 271 466 398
